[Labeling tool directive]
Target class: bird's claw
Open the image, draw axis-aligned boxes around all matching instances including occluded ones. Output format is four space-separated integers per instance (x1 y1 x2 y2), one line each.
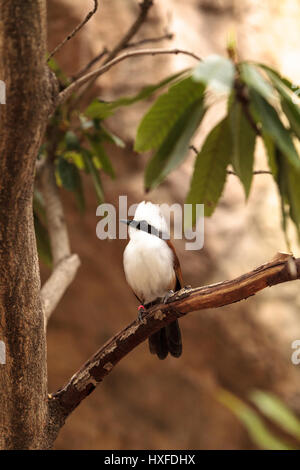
137 305 147 322
163 290 174 304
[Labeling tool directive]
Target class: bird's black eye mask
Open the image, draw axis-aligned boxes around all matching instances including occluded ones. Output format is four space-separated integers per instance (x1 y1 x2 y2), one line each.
120 219 170 240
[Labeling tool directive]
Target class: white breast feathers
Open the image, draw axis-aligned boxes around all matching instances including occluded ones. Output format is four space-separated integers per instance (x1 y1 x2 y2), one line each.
123 201 175 305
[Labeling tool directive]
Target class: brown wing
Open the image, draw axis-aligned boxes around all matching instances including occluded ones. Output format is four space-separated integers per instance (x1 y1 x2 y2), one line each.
166 239 183 291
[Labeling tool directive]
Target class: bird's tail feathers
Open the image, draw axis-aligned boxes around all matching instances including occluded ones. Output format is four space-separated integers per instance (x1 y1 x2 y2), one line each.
148 320 182 360
165 319 182 358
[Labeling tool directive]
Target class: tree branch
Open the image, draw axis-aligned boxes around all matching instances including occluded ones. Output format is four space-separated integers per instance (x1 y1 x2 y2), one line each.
39 158 81 324
48 252 300 427
124 32 174 49
104 0 154 64
47 0 99 62
39 159 71 265
71 47 108 81
0 0 57 450
71 0 155 106
41 254 80 324
57 48 201 106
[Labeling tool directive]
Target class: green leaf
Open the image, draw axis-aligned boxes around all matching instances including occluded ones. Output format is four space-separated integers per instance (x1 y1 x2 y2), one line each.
263 139 300 243
185 117 232 222
193 54 235 93
240 62 275 102
144 98 205 191
285 162 300 236
272 146 290 240
79 114 94 130
228 97 256 198
250 391 300 440
47 56 69 86
63 151 85 170
65 131 80 151
86 121 126 148
85 70 189 119
135 77 205 152
218 389 294 450
87 135 115 178
34 213 52 268
249 89 300 170
281 99 300 140
82 149 104 203
256 63 295 91
85 101 114 120
265 70 300 140
100 126 125 148
262 132 278 178
57 156 85 212
57 156 78 191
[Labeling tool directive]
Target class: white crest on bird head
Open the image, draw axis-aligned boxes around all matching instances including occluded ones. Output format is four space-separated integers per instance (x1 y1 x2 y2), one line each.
131 201 169 237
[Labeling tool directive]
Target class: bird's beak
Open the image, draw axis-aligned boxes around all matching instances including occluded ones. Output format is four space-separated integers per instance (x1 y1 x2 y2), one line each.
120 219 132 226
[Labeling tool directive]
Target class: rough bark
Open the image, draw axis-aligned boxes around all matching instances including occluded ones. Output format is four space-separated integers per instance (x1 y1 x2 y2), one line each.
0 0 57 449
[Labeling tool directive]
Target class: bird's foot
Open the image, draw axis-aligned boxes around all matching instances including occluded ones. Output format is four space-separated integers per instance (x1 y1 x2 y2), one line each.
183 285 192 290
137 305 147 322
163 290 175 304
172 285 193 301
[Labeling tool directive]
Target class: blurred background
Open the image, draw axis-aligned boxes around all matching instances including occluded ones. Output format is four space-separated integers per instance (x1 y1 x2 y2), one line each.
46 0 300 449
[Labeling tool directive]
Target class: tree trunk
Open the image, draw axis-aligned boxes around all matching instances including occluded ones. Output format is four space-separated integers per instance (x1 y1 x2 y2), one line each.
0 0 57 449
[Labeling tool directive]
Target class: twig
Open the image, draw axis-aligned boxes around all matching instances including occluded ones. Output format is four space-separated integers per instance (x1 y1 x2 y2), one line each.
227 170 271 176
49 252 299 425
189 144 199 155
234 78 262 136
104 0 154 64
47 0 99 62
71 47 108 81
71 0 154 107
57 48 201 106
124 32 174 49
71 31 173 83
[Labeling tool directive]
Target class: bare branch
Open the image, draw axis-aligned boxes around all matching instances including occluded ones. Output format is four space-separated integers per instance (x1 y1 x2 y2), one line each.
41 254 81 324
47 0 99 62
71 29 173 83
124 32 174 49
38 158 80 323
39 159 71 265
70 0 154 107
57 48 201 106
70 28 173 83
104 0 154 64
48 252 300 425
71 47 108 81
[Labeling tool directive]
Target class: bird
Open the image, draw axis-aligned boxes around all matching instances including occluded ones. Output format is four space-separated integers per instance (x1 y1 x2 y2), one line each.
122 201 183 360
